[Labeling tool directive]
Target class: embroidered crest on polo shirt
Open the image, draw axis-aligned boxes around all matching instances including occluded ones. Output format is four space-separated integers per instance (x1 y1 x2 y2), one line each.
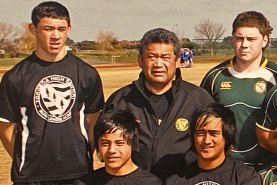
254 81 267 94
175 118 189 131
33 75 76 123
220 81 232 89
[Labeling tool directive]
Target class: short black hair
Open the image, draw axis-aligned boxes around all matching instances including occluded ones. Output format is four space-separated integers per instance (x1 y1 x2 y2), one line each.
138 28 181 59
31 1 70 27
94 109 140 152
190 103 236 154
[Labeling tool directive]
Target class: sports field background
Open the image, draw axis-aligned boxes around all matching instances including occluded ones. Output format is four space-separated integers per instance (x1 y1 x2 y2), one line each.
0 60 222 185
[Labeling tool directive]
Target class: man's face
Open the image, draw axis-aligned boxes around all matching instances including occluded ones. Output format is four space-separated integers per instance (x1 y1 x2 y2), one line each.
98 129 133 175
30 17 71 58
232 27 268 63
194 116 225 168
139 43 177 93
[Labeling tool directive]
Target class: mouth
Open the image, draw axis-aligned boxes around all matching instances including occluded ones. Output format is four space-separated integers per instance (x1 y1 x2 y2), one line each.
50 43 61 49
201 146 213 152
152 71 165 75
240 51 250 54
106 156 120 162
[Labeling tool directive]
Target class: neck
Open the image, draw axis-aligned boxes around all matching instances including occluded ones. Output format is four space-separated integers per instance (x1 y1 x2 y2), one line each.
144 78 174 95
197 154 225 170
233 55 262 72
35 47 67 62
105 160 138 176
145 83 171 95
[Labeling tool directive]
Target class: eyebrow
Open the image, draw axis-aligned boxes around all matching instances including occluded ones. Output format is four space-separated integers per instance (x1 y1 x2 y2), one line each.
233 35 259 38
195 129 221 133
99 138 126 142
43 25 68 28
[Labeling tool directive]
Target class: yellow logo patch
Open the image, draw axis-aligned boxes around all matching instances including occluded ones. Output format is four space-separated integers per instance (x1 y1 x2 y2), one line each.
175 118 189 131
254 81 267 94
220 81 232 89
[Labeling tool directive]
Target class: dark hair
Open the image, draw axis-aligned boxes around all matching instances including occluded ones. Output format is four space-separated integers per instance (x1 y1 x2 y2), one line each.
94 109 140 152
138 28 181 59
190 103 236 154
31 1 70 27
232 11 272 48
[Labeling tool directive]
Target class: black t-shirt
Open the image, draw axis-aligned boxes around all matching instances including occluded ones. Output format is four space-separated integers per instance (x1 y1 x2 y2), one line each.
145 87 173 120
0 53 105 182
166 158 262 185
79 167 163 185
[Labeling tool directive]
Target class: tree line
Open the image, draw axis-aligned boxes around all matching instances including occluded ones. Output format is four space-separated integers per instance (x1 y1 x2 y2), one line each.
1 19 277 57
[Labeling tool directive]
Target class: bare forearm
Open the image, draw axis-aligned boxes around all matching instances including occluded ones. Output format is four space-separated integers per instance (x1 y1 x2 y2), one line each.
259 134 277 155
256 127 277 155
0 122 16 157
85 112 101 151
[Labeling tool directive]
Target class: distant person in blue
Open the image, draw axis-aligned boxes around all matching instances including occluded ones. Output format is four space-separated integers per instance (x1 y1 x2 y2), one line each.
180 48 193 68
188 49 193 67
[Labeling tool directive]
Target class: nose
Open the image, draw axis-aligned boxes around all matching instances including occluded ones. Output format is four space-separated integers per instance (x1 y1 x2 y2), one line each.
107 143 116 153
203 133 211 144
153 57 163 66
241 38 249 48
51 29 61 39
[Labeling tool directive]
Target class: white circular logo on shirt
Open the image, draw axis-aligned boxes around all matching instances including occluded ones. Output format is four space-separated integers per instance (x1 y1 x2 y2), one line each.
33 75 76 123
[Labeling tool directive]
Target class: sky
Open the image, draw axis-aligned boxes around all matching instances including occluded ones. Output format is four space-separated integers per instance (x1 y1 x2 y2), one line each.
1 0 277 42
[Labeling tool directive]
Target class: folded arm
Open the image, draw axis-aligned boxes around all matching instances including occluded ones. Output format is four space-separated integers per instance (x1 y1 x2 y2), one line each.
256 126 277 155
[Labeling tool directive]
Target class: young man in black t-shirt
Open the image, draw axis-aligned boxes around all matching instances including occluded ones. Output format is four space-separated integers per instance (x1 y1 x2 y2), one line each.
167 103 262 185
0 2 104 184
78 109 162 185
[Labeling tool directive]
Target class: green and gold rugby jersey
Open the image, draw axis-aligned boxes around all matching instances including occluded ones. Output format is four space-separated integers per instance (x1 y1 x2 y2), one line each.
201 57 277 163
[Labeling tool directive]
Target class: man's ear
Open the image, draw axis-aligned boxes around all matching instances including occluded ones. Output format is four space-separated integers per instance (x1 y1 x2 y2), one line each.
176 57 181 66
28 23 36 35
262 35 269 48
138 55 143 68
68 25 72 33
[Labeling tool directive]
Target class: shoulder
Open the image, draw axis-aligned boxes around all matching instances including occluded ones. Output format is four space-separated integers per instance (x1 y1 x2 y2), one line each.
179 80 206 92
179 81 213 100
265 85 277 101
106 83 136 102
226 158 260 177
67 53 99 73
200 59 231 88
204 60 230 77
266 60 277 71
1 55 34 82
